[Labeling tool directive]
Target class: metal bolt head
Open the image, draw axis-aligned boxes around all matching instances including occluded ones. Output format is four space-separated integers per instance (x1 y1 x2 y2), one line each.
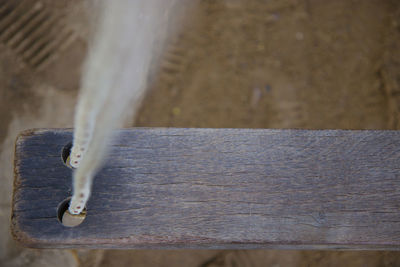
62 209 86 227
65 155 74 169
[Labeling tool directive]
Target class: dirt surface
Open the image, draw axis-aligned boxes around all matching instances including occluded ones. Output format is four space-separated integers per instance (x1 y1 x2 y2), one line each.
1 0 400 266
138 0 391 130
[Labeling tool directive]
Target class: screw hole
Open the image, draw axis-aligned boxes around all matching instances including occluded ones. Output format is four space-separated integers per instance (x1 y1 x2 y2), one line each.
61 142 75 169
57 197 86 227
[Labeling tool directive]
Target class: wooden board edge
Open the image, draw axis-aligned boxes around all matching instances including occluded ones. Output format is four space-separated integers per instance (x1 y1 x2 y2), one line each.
11 130 32 247
11 129 55 248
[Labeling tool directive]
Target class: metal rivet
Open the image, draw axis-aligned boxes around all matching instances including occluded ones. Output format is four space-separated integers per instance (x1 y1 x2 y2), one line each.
61 209 86 227
61 142 75 169
57 197 86 227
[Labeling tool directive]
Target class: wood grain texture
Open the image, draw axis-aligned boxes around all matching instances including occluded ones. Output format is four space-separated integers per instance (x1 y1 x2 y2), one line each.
11 128 400 249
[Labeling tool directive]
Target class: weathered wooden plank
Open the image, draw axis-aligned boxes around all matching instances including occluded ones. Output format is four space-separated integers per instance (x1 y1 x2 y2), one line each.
11 128 400 249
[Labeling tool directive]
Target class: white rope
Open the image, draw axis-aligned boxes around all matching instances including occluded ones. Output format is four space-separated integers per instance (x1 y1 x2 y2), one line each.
68 0 184 215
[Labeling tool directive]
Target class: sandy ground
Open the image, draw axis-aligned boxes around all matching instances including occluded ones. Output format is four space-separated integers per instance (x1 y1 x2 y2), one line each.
1 0 400 266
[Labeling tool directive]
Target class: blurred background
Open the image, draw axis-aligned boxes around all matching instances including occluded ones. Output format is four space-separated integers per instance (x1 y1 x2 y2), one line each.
1 0 400 266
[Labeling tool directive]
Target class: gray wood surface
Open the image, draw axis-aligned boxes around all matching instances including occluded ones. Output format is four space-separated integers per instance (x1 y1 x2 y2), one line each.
11 128 400 249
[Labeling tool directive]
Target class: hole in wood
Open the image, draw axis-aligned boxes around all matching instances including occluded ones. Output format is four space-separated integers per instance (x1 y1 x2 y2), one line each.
61 141 74 169
57 197 86 227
